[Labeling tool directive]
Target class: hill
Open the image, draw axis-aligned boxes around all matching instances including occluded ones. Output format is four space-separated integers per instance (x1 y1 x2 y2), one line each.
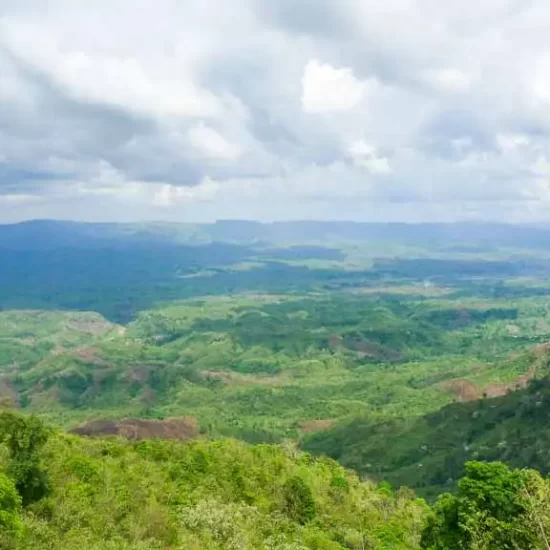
4 412 550 549
5 220 550 250
1 290 547 442
0 411 427 550
6 219 550 522
303 351 550 499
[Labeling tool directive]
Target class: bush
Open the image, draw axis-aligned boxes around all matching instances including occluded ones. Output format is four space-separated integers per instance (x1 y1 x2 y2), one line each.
282 476 316 525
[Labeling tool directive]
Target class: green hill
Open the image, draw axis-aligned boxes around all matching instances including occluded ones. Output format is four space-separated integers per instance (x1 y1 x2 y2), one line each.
303 353 550 499
4 412 550 549
1 293 544 442
0 411 427 550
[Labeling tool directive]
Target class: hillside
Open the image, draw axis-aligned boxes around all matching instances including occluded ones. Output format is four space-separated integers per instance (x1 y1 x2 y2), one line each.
4 412 550 549
2 290 548 443
5 220 550 544
0 412 427 550
7 0 550 545
304 352 550 499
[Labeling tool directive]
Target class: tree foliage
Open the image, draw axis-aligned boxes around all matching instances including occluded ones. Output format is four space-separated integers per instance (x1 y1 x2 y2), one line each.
0 412 50 505
0 412 429 549
421 461 546 549
0 470 22 548
282 476 316 524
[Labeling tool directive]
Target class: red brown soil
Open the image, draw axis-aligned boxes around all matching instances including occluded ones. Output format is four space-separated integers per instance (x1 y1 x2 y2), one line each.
328 333 402 361
484 365 537 398
328 334 343 349
72 347 104 365
0 378 18 408
140 387 158 406
534 342 550 354
202 370 289 387
125 365 151 383
441 365 538 402
65 317 115 336
71 417 199 440
352 340 403 362
440 379 481 402
299 419 336 433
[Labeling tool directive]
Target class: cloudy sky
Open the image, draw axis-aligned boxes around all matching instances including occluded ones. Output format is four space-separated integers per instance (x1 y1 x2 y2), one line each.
2 0 550 223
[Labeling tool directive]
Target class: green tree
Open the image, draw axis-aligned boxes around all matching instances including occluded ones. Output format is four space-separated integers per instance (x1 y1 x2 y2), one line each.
282 476 316 524
0 470 22 549
0 412 50 505
421 461 541 549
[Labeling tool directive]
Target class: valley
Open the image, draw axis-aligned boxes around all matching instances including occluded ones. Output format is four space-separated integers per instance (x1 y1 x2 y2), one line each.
3 220 550 548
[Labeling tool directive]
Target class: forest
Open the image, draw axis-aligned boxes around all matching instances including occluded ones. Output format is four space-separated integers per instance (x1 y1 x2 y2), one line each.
3 220 550 548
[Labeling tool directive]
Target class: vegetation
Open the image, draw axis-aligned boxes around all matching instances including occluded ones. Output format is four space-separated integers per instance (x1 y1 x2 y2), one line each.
0 292 545 439
1 413 550 549
421 461 550 549
304 368 550 499
5 220 550 546
0 412 428 550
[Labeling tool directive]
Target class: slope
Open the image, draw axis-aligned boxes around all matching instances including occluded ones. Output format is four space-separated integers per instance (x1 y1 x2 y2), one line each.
304 347 550 498
0 412 426 550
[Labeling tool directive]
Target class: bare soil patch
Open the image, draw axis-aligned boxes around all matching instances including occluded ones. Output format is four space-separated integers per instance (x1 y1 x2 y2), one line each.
440 379 481 402
299 419 336 433
441 365 538 402
65 317 115 336
71 417 199 440
125 365 151 383
328 334 343 349
350 339 403 362
72 347 103 365
484 365 537 398
0 378 18 408
202 370 289 387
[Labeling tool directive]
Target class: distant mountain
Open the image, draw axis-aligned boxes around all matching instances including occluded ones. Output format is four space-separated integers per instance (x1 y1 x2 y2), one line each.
4 219 550 249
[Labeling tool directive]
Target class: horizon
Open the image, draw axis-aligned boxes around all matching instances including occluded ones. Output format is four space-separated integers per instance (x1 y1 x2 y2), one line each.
2 218 550 228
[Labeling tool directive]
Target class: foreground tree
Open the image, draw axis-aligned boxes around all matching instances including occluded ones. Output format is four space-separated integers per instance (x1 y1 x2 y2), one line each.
282 475 316 525
0 471 22 549
0 412 50 505
421 461 549 549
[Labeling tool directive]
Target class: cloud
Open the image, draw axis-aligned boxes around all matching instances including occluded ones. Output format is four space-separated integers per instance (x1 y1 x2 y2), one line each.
0 193 41 205
497 134 530 152
301 60 373 113
348 141 391 174
532 156 550 176
424 68 471 94
2 0 550 222
188 123 242 160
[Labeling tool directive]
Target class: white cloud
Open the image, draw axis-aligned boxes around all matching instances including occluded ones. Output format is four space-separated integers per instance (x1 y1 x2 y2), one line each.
531 54 550 105
348 140 391 174
532 156 550 176
188 123 242 160
1 20 223 119
301 60 373 113
0 193 41 205
497 134 530 152
3 0 550 222
152 185 186 207
152 178 221 206
424 68 471 94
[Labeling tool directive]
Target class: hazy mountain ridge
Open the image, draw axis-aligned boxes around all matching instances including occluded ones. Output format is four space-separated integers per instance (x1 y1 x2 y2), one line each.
4 219 550 249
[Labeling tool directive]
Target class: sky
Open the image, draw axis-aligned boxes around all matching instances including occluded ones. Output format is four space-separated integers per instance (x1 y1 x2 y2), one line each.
2 0 550 223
